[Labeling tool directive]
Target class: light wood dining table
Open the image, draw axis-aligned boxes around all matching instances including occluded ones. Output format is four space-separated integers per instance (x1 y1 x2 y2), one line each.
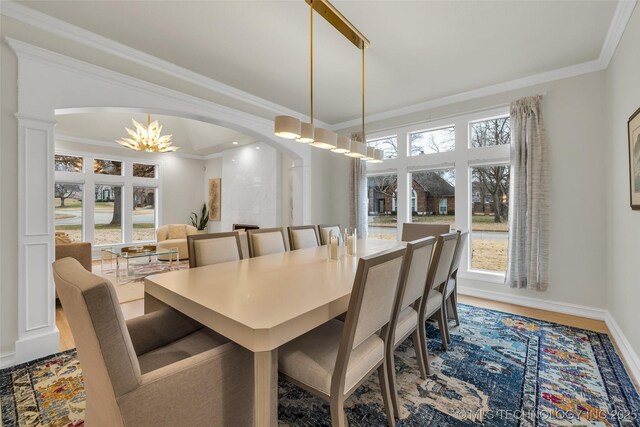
144 238 401 427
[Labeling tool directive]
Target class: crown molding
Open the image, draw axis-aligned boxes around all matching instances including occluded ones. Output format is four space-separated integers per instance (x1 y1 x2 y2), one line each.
599 0 638 67
330 0 638 131
0 0 329 129
55 134 207 160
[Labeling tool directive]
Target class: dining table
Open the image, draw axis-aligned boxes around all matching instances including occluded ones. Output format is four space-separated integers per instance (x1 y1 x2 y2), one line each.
144 238 401 427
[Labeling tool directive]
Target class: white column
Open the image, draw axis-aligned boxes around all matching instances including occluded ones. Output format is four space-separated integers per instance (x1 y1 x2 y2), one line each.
14 115 60 364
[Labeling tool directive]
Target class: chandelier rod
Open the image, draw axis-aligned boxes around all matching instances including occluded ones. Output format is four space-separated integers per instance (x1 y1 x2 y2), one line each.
305 0 369 50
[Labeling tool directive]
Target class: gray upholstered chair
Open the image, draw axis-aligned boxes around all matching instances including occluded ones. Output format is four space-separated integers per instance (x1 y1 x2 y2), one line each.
417 232 459 368
318 224 342 245
52 257 254 426
247 227 287 257
400 223 450 242
287 225 320 250
444 230 469 333
187 231 243 268
278 246 406 427
386 237 436 418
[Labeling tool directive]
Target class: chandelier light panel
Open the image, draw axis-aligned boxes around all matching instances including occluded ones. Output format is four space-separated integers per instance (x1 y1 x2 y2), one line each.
273 0 380 163
116 114 178 153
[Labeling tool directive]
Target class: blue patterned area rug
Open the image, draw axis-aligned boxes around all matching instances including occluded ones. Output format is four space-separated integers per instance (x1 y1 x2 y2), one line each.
2 305 639 426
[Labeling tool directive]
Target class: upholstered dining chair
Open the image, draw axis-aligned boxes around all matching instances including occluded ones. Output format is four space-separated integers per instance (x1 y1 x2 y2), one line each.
247 227 287 257
400 223 450 242
417 231 459 366
52 257 254 426
187 231 243 268
318 224 342 245
287 225 320 250
385 237 436 418
444 230 469 333
278 246 407 427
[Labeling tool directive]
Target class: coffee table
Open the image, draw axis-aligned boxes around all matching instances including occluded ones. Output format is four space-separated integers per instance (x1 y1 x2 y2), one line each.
101 245 179 284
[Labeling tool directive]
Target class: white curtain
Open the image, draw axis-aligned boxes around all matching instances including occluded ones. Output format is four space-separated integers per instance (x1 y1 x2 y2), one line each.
506 95 549 290
349 158 368 238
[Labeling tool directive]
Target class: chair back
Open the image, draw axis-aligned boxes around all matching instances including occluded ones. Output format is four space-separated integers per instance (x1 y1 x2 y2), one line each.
449 230 469 279
399 237 436 311
187 232 243 268
287 225 319 250
401 223 450 242
318 224 341 245
52 258 140 424
426 232 459 291
247 227 287 257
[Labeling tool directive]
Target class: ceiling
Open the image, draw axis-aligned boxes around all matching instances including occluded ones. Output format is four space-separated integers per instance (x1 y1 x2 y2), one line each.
19 1 618 125
55 112 257 156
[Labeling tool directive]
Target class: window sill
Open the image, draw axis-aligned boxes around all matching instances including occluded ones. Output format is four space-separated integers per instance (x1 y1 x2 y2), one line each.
458 269 505 285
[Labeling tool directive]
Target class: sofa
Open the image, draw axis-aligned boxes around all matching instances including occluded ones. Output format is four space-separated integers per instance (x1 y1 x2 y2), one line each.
55 232 92 271
156 224 199 260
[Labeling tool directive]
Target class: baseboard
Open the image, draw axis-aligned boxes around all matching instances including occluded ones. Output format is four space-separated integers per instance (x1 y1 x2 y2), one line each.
457 286 608 320
13 329 60 367
604 313 640 387
0 351 16 369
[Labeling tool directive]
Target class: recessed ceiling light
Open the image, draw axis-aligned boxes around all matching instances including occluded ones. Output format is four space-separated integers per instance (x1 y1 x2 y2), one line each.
256 146 261 150
232 141 238 145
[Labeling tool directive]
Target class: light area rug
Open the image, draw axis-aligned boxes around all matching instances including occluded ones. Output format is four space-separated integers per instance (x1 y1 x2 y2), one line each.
96 261 189 304
1 305 639 426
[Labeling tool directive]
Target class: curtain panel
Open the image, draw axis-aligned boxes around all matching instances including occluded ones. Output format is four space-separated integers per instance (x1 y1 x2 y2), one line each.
506 95 549 290
349 158 368 239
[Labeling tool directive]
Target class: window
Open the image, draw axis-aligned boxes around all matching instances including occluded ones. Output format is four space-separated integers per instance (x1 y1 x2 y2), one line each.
94 185 122 245
94 158 122 175
470 117 510 148
133 163 156 178
410 169 455 227
366 107 511 280
367 136 398 159
55 183 83 241
54 153 159 247
470 165 510 272
55 155 83 172
133 187 156 241
409 126 455 156
367 174 397 240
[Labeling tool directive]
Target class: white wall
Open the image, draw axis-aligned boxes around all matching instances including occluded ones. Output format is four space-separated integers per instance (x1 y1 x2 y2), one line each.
220 142 281 230
341 71 609 310
55 140 206 232
605 6 640 356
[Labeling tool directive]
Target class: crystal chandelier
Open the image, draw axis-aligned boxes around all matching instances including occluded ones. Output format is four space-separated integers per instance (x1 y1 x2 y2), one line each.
116 114 178 153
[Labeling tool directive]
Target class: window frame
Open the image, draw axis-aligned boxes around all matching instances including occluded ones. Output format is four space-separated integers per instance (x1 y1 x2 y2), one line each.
366 106 510 281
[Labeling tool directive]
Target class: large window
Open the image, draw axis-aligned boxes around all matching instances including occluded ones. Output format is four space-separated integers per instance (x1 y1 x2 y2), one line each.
367 174 397 240
366 108 511 280
54 153 159 248
367 136 398 159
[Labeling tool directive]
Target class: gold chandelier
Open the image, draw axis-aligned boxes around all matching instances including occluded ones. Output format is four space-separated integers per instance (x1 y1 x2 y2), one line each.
116 114 178 153
274 0 383 164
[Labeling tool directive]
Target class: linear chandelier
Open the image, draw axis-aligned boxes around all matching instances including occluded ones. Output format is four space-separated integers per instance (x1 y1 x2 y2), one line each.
274 0 383 163
116 113 178 153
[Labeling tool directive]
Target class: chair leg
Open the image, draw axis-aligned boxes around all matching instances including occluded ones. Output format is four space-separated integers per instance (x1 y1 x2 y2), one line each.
411 329 428 379
417 324 431 377
436 309 449 351
330 396 346 427
386 349 401 419
378 362 396 427
452 288 460 327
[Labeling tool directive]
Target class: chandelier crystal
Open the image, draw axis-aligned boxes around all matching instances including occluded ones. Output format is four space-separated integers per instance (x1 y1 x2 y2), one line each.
116 114 178 153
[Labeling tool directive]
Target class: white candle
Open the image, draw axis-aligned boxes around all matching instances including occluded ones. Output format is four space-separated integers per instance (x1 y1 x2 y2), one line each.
346 235 354 255
330 235 338 260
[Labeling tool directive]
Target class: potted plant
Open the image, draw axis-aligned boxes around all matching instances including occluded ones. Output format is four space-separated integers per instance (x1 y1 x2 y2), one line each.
190 203 209 232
